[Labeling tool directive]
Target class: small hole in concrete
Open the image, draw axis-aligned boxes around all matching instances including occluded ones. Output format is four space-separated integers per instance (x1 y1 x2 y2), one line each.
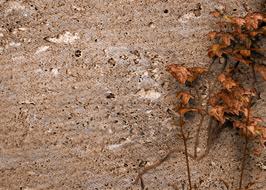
164 9 169 14
75 50 82 57
233 8 237 11
106 93 115 99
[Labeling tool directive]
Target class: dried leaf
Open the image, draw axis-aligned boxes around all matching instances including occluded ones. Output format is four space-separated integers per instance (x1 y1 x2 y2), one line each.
218 73 238 90
187 67 207 82
177 91 193 105
239 49 251 57
166 64 193 84
210 10 221 17
208 31 218 40
250 30 261 37
252 13 264 21
209 106 225 124
209 87 254 117
208 44 223 57
178 108 199 116
245 13 264 30
233 17 246 26
255 64 266 80
221 33 234 46
224 16 246 26
234 117 264 138
232 54 251 65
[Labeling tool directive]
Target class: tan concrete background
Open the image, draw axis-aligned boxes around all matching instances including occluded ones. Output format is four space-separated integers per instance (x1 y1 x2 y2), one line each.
0 0 265 189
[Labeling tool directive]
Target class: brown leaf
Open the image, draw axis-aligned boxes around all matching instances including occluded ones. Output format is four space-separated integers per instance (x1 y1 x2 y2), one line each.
210 10 221 17
187 67 207 82
221 33 234 46
209 106 225 124
245 13 264 30
250 30 261 37
208 44 223 57
166 64 193 84
178 108 199 116
208 31 218 40
232 54 252 65
255 64 266 81
233 120 245 129
233 17 246 26
234 117 264 138
252 13 264 21
209 87 254 117
177 91 193 105
218 73 238 90
224 16 245 26
240 50 251 57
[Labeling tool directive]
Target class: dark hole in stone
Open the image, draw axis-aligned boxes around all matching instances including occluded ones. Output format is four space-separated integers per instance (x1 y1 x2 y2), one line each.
95 39 98 42
106 93 115 99
164 9 169 14
107 58 116 66
124 163 128 167
233 8 237 11
75 50 82 57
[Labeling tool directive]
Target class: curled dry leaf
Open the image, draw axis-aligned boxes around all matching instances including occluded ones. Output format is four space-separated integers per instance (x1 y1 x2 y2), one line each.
232 54 252 65
166 64 207 84
218 73 238 90
209 106 225 124
187 67 207 82
177 91 193 105
221 33 234 46
233 121 256 137
233 117 265 139
208 31 218 40
245 13 264 30
208 44 224 57
257 126 266 146
239 49 251 57
178 107 199 116
208 87 254 117
224 16 246 26
210 10 221 17
255 64 266 80
166 64 192 84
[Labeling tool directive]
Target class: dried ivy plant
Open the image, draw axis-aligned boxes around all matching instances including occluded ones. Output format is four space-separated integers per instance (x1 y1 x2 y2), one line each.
167 11 266 190
134 10 266 190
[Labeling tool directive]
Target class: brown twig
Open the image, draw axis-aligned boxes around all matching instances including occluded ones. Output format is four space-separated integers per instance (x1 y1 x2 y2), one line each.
179 112 192 190
133 149 175 187
239 101 251 189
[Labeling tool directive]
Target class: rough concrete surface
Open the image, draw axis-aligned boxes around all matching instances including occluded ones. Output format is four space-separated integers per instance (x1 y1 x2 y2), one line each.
0 0 266 190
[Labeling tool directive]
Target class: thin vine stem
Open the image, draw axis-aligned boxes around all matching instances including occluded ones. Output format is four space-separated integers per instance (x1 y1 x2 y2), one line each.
179 112 192 190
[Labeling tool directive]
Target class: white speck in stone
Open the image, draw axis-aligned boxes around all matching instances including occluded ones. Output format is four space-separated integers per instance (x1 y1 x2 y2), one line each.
137 89 161 101
107 138 131 151
45 31 79 44
35 46 50 54
9 41 21 47
51 68 59 77
107 143 123 150
196 147 201 153
18 27 27 31
178 12 196 23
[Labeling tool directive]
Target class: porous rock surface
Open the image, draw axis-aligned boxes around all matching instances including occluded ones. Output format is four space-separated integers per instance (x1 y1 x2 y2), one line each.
0 0 265 189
